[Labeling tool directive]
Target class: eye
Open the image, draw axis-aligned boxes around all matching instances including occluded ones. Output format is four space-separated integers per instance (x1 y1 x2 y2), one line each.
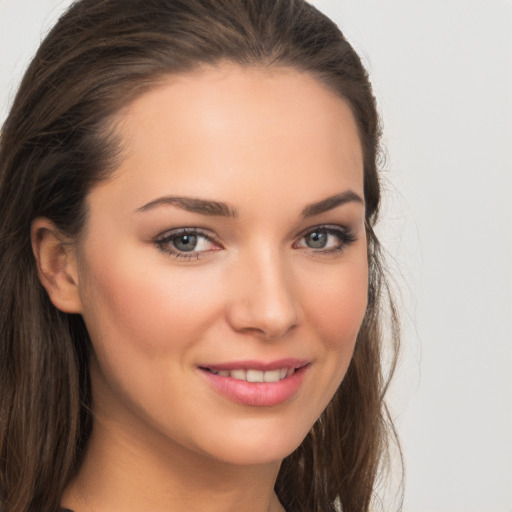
155 228 221 260
303 230 330 249
294 226 356 254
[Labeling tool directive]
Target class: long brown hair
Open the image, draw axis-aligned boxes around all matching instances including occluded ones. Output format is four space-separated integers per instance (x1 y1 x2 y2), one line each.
0 1 401 511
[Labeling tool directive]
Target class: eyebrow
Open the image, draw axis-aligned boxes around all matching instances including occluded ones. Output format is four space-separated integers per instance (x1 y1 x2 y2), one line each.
136 190 363 218
136 196 238 217
301 190 364 217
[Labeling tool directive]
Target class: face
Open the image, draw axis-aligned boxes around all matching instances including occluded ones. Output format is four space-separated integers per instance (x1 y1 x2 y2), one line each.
75 64 368 466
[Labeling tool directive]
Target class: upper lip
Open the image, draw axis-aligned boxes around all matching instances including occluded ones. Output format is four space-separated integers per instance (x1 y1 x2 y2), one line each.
199 358 309 372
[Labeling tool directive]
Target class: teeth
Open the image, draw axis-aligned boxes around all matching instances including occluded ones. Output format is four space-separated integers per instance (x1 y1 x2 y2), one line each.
230 369 246 380
246 369 263 382
263 369 281 383
210 368 295 382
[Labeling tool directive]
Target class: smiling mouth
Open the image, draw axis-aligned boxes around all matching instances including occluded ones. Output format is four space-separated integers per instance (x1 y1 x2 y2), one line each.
202 367 296 383
199 361 310 406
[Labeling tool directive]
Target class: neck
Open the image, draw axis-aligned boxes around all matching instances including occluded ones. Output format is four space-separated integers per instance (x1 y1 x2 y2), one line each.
61 413 285 512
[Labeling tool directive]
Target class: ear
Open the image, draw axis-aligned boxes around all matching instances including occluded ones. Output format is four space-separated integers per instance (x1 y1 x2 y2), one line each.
31 217 83 314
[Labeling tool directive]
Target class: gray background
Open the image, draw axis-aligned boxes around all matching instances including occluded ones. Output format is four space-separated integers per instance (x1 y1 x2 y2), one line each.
1 1 511 511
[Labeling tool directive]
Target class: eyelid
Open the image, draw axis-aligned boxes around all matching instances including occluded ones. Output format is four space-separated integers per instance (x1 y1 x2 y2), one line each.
154 227 223 260
153 223 356 261
293 224 357 252
155 226 217 242
295 223 353 239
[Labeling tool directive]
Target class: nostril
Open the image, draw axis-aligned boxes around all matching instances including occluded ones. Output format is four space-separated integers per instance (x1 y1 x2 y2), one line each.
225 259 302 339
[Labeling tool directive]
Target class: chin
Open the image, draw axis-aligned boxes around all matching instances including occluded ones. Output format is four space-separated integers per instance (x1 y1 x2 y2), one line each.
191 419 311 467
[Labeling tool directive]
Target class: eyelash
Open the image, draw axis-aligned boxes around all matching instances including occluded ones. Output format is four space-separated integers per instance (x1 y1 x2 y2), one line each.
154 228 218 260
293 226 357 255
154 225 357 261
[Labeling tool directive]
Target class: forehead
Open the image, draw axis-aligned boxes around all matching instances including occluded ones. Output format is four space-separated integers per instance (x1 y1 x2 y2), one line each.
92 64 364 215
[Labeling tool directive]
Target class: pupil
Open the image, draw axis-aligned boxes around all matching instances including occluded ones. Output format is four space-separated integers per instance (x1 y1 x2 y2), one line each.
173 234 198 251
307 231 327 248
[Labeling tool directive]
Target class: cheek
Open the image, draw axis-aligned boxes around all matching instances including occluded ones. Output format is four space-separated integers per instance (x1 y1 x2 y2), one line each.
309 257 368 349
301 250 368 390
77 244 223 362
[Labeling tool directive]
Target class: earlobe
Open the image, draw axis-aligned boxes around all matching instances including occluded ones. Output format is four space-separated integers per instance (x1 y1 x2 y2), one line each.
31 218 83 314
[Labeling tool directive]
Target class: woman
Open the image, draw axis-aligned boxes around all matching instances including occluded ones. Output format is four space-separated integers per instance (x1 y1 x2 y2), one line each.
0 1 401 511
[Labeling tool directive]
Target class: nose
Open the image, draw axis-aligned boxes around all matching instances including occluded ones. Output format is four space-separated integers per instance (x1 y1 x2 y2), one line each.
225 249 302 341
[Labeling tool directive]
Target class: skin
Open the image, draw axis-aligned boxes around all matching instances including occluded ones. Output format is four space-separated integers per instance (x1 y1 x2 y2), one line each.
33 64 367 512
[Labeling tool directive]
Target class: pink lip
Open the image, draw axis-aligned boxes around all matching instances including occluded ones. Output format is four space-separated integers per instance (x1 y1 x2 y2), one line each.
198 359 310 407
201 358 309 372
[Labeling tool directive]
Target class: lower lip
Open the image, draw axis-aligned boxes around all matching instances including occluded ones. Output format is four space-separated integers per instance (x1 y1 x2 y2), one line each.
199 366 309 407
